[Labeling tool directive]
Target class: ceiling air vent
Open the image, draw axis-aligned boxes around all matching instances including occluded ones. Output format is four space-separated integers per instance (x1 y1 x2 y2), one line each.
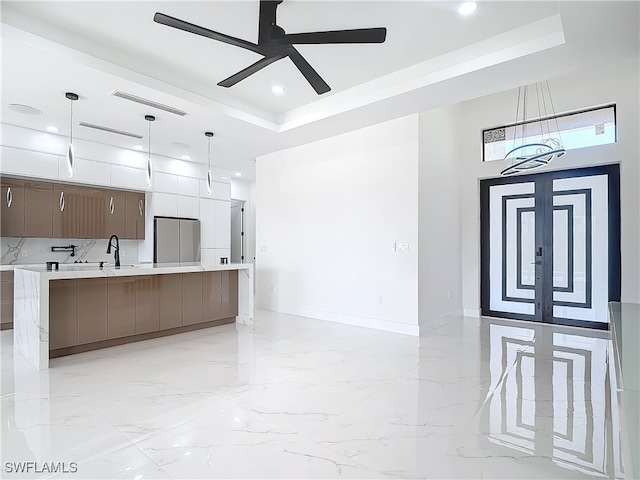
78 122 143 139
110 91 187 116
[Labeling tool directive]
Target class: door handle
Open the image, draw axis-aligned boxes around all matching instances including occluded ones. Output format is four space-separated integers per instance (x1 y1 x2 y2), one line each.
6 187 12 208
138 199 143 216
531 261 542 265
109 196 115 215
59 191 65 212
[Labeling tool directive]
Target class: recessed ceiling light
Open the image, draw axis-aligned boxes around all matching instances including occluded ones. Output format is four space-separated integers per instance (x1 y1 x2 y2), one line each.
169 141 190 149
46 126 60 132
7 103 42 115
235 172 242 176
458 2 477 15
271 85 285 95
181 155 191 160
133 145 144 151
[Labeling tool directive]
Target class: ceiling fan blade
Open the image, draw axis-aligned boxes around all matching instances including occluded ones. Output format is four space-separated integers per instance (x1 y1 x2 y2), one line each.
285 46 330 95
154 12 262 54
258 0 282 45
217 55 285 88
283 27 387 44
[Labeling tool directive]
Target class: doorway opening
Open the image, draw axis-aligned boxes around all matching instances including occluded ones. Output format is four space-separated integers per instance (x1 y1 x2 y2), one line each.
230 199 245 263
480 164 621 329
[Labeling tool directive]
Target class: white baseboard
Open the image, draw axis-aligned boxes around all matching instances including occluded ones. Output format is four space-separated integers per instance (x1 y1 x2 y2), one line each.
463 308 481 318
277 306 420 336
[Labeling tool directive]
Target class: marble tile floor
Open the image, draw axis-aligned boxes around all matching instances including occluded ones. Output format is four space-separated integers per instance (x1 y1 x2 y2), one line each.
0 310 629 479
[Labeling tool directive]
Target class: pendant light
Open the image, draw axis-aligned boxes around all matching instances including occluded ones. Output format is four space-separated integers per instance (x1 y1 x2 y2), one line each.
205 131 214 195
65 92 78 177
145 115 155 188
501 81 566 176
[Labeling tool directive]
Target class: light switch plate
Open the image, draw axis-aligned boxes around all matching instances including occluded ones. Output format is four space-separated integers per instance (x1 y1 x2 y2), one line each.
391 242 396 252
397 242 409 252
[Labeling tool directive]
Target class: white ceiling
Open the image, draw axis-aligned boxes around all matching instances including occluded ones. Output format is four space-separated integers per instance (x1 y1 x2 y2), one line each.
1 1 638 179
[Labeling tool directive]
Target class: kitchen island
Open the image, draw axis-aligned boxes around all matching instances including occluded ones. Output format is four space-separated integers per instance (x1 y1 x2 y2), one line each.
13 262 253 370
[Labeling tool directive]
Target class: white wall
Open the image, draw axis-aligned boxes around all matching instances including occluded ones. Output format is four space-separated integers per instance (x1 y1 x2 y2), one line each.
255 55 638 336
418 106 463 324
0 124 232 264
256 115 420 335
453 56 640 313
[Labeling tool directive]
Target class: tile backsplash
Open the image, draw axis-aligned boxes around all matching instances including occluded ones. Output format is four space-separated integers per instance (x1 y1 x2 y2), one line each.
1 237 140 266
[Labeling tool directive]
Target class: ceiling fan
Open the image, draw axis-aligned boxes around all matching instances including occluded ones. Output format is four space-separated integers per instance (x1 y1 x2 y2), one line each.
154 0 387 95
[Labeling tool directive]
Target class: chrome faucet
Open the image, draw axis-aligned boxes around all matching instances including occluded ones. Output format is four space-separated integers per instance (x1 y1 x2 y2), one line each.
106 234 120 268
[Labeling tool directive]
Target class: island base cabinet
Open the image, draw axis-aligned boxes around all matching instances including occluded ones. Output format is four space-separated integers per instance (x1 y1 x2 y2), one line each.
49 280 78 349
136 276 160 334
159 274 182 330
203 271 222 322
78 278 107 344
47 269 242 359
222 270 239 318
182 272 203 325
1 271 14 330
107 277 135 339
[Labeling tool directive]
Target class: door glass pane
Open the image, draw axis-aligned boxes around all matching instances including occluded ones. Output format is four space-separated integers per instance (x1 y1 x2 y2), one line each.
552 175 609 323
489 182 536 316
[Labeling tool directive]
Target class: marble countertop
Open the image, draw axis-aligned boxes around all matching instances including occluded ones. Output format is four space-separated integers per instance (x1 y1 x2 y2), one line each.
609 302 639 479
11 262 252 279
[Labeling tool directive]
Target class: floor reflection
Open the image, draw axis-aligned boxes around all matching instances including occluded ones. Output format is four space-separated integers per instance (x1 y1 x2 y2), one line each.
1 311 630 479
484 320 623 478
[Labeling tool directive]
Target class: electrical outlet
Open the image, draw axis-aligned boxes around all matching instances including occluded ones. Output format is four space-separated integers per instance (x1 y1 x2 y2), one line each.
378 296 384 304
391 242 396 252
21 249 28 257
447 290 452 299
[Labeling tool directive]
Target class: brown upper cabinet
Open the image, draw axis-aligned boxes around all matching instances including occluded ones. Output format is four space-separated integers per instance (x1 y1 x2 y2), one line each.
1 177 25 237
24 181 53 237
77 185 105 239
52 183 74 238
125 191 145 240
53 184 104 239
104 189 126 238
1 175 144 239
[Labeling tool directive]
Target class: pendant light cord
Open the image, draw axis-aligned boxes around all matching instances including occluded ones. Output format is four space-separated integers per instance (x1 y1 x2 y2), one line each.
70 99 73 145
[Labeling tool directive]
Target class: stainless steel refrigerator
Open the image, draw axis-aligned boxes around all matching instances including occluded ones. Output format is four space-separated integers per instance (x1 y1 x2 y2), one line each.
154 217 201 263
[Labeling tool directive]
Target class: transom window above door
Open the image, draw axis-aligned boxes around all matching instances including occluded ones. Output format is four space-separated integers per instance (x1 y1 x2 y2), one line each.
483 104 616 162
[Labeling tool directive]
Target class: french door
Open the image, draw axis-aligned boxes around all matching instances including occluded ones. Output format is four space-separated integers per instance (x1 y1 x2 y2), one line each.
480 164 620 329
